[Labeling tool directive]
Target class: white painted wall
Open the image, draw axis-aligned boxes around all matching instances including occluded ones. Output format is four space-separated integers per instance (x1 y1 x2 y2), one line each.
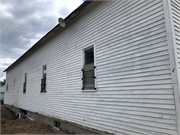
169 0 180 96
170 0 180 77
0 86 5 100
167 1 180 134
4 1 179 134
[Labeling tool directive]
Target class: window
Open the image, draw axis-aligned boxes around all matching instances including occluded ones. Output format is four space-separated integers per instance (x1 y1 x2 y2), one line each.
85 47 94 64
82 47 96 90
41 65 47 92
54 121 60 128
23 73 27 93
13 79 15 87
22 110 27 115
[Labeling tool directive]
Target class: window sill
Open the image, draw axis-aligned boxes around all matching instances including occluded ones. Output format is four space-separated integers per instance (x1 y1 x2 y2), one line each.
53 127 60 131
81 90 97 92
41 91 47 93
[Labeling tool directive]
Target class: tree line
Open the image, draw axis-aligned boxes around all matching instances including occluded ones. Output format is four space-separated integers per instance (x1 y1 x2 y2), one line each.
0 79 6 86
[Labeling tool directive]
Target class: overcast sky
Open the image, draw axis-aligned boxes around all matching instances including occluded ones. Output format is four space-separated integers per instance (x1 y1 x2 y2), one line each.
0 0 84 81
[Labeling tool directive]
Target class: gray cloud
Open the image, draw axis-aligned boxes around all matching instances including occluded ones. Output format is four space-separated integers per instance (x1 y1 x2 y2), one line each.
0 0 60 58
0 0 83 81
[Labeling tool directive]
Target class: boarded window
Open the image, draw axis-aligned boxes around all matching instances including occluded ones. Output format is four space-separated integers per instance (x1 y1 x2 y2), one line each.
82 47 96 90
41 65 47 92
23 73 27 93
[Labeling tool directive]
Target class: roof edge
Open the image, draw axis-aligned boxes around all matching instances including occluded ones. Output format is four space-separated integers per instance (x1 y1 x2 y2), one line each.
4 1 95 72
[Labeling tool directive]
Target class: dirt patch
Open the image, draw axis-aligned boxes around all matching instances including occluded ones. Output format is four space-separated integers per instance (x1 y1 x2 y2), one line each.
1 105 16 120
1 106 68 134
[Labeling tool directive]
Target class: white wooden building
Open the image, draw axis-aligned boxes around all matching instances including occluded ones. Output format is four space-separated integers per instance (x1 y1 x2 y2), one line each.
0 85 5 101
3 0 180 134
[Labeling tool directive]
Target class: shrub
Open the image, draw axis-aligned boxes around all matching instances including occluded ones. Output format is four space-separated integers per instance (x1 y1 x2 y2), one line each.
1 100 4 104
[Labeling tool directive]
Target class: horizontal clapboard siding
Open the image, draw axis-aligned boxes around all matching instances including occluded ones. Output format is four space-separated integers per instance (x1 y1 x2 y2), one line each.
170 0 180 85
4 1 177 135
4 66 22 106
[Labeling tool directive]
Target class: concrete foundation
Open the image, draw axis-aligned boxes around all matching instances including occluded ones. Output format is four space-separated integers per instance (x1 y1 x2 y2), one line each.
4 104 113 134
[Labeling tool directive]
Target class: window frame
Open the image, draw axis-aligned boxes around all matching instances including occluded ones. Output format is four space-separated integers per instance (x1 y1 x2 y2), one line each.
23 73 27 93
81 44 97 92
41 65 47 93
54 121 60 129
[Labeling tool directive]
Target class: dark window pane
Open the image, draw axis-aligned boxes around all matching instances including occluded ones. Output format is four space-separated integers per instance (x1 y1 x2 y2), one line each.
85 48 94 64
41 78 46 92
55 121 60 128
24 73 27 93
43 66 46 78
41 65 47 92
